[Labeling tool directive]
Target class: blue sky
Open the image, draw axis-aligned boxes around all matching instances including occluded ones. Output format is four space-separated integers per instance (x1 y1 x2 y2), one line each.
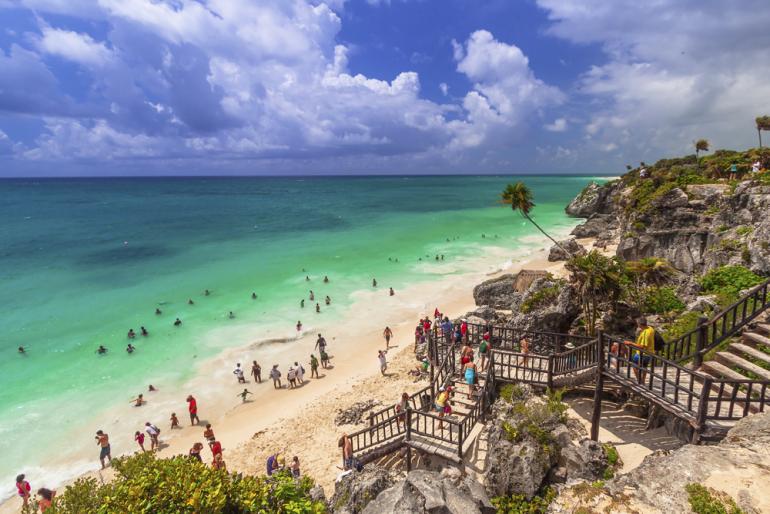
0 0 767 176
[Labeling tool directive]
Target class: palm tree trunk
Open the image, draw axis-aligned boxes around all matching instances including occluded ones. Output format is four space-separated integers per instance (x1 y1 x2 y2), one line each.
760 129 763 149
522 211 572 257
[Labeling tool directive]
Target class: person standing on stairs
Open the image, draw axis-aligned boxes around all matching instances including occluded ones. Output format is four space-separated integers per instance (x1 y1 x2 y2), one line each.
631 317 656 384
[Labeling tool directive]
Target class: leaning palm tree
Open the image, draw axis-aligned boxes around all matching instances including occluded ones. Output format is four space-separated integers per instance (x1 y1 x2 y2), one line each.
625 258 675 311
694 139 709 171
501 182 571 256
566 251 624 336
756 116 770 149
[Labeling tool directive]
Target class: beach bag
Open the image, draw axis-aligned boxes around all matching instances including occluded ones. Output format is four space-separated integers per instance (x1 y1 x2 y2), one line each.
653 330 665 353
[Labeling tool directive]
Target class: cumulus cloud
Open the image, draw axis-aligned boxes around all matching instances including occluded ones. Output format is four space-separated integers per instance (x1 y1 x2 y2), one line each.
35 26 113 66
544 117 567 132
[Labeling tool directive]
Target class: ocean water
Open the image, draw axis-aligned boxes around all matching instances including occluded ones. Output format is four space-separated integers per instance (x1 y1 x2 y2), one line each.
0 175 595 499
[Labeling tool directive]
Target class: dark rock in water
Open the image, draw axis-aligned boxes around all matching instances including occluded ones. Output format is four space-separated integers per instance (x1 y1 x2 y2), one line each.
473 274 516 308
566 182 610 218
548 238 586 262
335 400 382 426
330 466 397 514
362 469 495 514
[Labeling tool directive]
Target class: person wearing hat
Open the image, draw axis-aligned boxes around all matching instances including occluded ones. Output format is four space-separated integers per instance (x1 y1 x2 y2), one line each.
16 474 31 507
434 386 451 430
564 342 577 369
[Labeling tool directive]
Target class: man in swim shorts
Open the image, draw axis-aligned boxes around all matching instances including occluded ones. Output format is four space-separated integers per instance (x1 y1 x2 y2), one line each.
95 430 111 469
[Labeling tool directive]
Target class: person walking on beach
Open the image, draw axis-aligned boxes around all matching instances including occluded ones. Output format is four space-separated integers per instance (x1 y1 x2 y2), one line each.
320 349 330 369
237 389 252 403
145 422 160 451
383 326 393 349
187 395 200 425
310 354 320 378
16 474 31 508
95 430 111 468
315 333 327 354
270 365 282 389
378 350 387 375
294 361 305 384
233 363 246 384
287 366 297 389
170 413 180 429
134 431 146 452
251 361 262 383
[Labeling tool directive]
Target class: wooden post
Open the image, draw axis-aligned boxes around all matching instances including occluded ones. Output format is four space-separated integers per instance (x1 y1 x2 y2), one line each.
547 355 554 391
457 423 464 459
590 331 605 441
692 377 712 444
693 316 709 369
405 408 413 471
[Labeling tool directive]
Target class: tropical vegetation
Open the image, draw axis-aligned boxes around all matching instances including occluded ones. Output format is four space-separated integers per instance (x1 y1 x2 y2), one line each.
502 182 570 256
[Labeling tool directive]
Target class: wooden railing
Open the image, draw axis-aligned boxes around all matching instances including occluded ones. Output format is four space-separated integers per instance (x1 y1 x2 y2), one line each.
460 322 593 354
703 378 770 421
367 385 431 427
349 412 404 455
663 277 770 364
552 339 599 376
492 349 551 386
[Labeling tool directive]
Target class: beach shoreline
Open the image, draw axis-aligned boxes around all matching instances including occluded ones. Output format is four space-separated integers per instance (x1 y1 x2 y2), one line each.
2 226 587 512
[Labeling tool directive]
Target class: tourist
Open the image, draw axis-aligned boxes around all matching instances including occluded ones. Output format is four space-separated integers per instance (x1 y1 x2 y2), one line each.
187 395 200 425
309 290 315 301
212 452 226 471
37 488 56 513
266 453 282 476
294 361 305 384
434 387 451 430
396 392 409 426
205 289 210 296
128 328 136 339
297 320 303 333
188 298 194 305
291 456 301 478
145 422 160 451
372 278 377 287
519 337 530 367
155 308 162 315
460 343 473 366
148 384 158 392
316 303 321 313
228 311 235 319
752 160 761 173
441 317 452 344
306 275 311 281
174 318 182 326
16 474 31 508
378 350 387 375
320 349 330 368
324 275 329 283
233 363 246 384
97 345 108 354
460 319 468 343
383 326 393 349
287 366 297 389
414 326 423 349
479 332 491 372
423 317 432 337
141 326 148 336
728 162 738 181
270 364 282 388
340 434 353 470
134 431 146 452
310 354 320 378
463 359 478 399
126 343 136 354
300 299 305 308
631 317 656 383
315 333 327 354
18 346 25 354
189 442 204 462
203 424 216 446
252 292 257 299
95 430 111 468
210 439 223 460
237 388 252 403
389 287 394 296
170 413 180 429
251 361 262 383
325 295 331 306
130 394 145 407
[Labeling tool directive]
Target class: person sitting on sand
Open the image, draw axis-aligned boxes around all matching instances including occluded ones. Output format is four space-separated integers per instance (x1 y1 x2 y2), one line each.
97 345 108 354
287 366 297 389
170 412 180 429
270 365 282 388
134 431 146 452
16 474 31 508
126 343 135 354
174 318 182 326
189 442 204 462
155 308 162 315
128 329 136 339
251 361 262 383
409 357 429 377
310 354 320 378
203 424 215 446
130 394 145 407
37 488 56 513
141 326 148 336
233 363 246 384
237 388 252 403
294 361 305 384
320 349 330 368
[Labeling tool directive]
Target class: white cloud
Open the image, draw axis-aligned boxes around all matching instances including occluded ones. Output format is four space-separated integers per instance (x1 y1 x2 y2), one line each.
439 82 448 96
35 26 112 66
544 117 567 132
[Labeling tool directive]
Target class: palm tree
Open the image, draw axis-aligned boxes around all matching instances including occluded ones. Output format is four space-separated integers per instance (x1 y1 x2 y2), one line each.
501 182 570 256
694 139 709 172
565 251 624 336
757 116 770 149
625 258 675 311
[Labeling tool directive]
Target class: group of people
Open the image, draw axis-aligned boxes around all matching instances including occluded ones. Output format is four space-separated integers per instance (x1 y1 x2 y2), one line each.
14 475 55 512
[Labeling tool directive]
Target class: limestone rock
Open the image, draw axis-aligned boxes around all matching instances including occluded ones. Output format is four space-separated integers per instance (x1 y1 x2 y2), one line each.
335 400 382 426
472 274 516 309
330 466 398 514
566 182 609 218
507 279 580 336
559 439 609 481
651 187 689 209
512 270 551 292
570 213 611 238
548 238 586 262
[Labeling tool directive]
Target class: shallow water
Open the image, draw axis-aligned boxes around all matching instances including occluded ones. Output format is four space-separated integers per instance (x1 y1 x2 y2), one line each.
0 175 596 499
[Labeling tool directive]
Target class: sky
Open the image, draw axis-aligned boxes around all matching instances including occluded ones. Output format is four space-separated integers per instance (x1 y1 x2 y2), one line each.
0 0 768 176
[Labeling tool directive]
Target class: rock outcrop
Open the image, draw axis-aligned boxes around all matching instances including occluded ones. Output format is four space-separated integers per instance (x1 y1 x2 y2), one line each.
548 238 586 262
506 278 581 335
472 274 517 309
330 466 398 513
362 469 495 514
565 182 610 217
335 400 382 426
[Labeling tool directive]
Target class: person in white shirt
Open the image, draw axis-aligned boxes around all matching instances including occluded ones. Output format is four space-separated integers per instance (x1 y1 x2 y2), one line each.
294 361 305 384
378 350 387 375
233 363 245 383
752 160 761 173
145 422 160 450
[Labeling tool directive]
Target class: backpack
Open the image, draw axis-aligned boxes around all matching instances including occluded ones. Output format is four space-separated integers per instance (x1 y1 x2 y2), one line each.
653 330 665 353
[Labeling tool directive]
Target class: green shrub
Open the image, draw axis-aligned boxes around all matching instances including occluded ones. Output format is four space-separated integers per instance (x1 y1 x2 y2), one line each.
717 225 729 233
492 487 556 514
520 282 564 313
736 226 753 237
699 265 764 299
499 383 527 403
662 311 704 342
685 483 744 514
642 286 685 314
34 452 325 514
717 238 745 253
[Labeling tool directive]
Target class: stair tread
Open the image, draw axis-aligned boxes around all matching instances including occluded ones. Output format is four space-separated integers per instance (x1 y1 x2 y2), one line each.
743 331 770 347
755 323 770 336
730 342 770 367
715 351 770 381
701 360 750 381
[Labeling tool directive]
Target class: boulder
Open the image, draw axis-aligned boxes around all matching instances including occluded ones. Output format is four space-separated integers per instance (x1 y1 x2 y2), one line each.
566 182 609 218
570 214 611 238
507 279 580 335
686 183 729 202
330 466 397 513
362 470 495 514
335 400 382 426
686 295 718 313
547 238 586 262
472 274 516 309
651 187 689 209
559 439 609 481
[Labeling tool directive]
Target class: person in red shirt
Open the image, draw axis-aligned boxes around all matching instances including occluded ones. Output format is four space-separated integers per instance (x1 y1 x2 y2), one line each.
186 395 199 426
16 474 31 507
210 440 223 458
460 319 468 343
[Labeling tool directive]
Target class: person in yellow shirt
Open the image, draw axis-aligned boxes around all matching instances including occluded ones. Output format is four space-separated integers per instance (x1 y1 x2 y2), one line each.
631 317 655 383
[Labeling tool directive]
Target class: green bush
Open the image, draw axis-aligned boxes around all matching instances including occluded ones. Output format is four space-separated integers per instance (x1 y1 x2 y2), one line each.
662 311 704 342
642 286 685 314
499 383 527 403
32 452 325 514
685 483 744 514
699 265 764 299
492 487 556 514
736 226 753 237
520 282 564 313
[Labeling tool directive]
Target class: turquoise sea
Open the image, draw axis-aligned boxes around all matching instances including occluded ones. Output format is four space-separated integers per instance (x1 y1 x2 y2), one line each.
0 175 597 499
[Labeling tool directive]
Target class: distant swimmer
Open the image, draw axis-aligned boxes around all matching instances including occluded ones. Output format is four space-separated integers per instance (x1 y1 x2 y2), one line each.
18 346 25 354
297 320 302 333
435 255 439 261
316 303 320 313
440 255 444 260
155 308 162 315
306 276 311 281
228 311 235 319
252 292 257 300
148 384 158 392
372 278 377 287
126 343 136 354
323 275 329 283
97 345 108 354
141 326 148 336
325 296 331 306
174 318 182 326
204 289 210 296
188 299 194 305
128 329 136 339
300 299 305 308
130 394 145 407
309 290 315 301
389 287 395 296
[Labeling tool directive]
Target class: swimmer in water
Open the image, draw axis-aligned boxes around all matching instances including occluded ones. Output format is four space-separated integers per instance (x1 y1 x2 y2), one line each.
148 384 158 392
130 394 145 407
155 308 162 315
188 299 194 305
323 276 329 283
228 311 235 319
300 299 305 308
126 343 136 354
204 289 210 296
316 303 321 313
297 321 302 333
306 276 310 281
325 296 331 306
372 278 377 287
141 326 148 336
97 345 108 354
18 346 25 354
127 329 136 339
174 318 182 326
252 292 257 300
309 290 315 301
389 287 395 296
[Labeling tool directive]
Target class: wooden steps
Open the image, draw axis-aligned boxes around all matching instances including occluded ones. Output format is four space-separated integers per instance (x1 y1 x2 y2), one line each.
714 351 770 381
743 331 770 349
701 360 753 381
406 435 461 464
754 323 770 337
729 342 770 368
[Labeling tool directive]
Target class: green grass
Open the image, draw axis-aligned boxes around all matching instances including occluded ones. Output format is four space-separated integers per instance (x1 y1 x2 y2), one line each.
492 487 556 514
685 483 744 514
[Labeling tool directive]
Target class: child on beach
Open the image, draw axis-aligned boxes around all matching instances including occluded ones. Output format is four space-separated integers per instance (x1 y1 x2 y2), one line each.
203 424 216 446
378 350 387 375
134 431 146 452
291 456 301 478
237 389 252 403
170 413 180 429
310 354 320 378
